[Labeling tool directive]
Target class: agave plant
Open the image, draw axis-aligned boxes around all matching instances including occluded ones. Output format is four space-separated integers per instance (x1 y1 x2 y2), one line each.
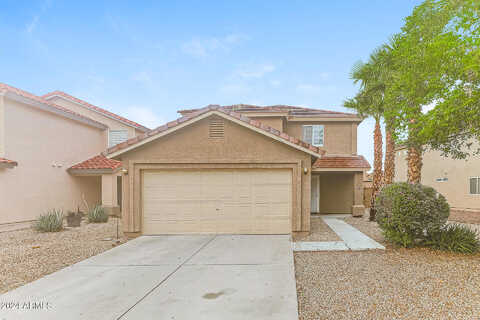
87 205 109 223
33 209 64 232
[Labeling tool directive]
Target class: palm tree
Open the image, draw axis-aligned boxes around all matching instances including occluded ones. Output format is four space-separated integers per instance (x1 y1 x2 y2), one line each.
344 46 391 221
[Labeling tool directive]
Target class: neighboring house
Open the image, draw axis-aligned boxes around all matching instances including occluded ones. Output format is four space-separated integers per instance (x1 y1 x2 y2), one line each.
395 145 480 215
0 83 149 226
73 104 369 236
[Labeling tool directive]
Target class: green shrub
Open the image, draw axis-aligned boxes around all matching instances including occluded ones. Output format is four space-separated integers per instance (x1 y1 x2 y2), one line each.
87 205 109 223
375 182 450 247
425 224 480 254
33 209 64 232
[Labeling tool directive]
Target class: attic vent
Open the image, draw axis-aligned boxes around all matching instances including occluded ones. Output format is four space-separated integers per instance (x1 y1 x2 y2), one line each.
209 117 225 139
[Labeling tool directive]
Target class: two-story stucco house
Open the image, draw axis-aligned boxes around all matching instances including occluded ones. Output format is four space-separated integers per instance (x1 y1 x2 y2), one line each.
1 82 370 236
0 83 149 226
395 145 480 218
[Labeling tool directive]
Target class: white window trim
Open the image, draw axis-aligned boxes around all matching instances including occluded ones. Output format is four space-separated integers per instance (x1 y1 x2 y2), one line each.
469 176 480 195
302 124 324 147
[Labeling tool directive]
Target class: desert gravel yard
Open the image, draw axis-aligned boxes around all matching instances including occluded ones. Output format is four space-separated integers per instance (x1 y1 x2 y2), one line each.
295 215 480 320
0 219 127 294
293 216 341 242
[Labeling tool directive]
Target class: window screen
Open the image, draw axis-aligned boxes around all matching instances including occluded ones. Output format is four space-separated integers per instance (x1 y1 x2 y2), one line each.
470 177 479 194
109 130 128 147
302 125 324 147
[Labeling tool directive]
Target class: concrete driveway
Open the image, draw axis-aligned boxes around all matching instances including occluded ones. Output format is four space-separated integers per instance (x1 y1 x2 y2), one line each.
0 235 298 320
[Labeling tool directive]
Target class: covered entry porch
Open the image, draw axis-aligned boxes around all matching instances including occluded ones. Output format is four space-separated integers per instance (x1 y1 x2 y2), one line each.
310 156 370 216
68 155 123 216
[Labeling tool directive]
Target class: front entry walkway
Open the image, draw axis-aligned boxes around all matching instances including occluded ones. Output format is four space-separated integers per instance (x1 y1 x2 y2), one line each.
0 235 298 320
293 216 385 251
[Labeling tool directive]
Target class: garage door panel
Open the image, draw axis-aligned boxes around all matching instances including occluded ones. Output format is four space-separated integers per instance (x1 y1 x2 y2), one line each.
142 169 291 234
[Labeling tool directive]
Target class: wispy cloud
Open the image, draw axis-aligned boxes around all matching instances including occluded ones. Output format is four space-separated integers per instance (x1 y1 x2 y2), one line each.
122 106 165 129
270 80 281 88
182 33 249 58
131 71 153 86
234 64 276 79
25 0 52 34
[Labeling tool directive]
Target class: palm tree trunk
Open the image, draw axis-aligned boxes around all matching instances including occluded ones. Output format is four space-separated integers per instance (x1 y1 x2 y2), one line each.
384 124 395 185
407 114 423 184
369 118 384 221
407 146 423 183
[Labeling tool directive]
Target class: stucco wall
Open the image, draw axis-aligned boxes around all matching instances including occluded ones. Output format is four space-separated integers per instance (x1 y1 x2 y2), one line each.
0 98 104 224
319 172 354 213
116 115 312 233
394 147 480 210
285 121 357 155
48 97 138 143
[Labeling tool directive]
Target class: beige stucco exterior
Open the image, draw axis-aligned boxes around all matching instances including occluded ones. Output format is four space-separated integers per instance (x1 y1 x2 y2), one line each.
0 97 105 224
395 146 480 210
46 96 139 143
115 115 312 235
285 121 358 155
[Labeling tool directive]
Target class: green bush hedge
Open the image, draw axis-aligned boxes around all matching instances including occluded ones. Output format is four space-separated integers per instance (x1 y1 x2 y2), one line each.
375 182 450 247
33 209 64 232
375 183 479 253
87 205 109 223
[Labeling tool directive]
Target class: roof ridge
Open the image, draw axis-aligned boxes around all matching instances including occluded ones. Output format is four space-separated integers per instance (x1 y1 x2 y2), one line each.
42 90 150 132
0 83 107 128
105 105 326 158
178 104 358 117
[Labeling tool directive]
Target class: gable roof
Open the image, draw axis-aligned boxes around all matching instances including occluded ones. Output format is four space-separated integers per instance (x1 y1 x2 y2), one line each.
69 154 122 171
178 104 360 119
313 155 371 169
42 91 150 132
105 105 326 159
0 83 107 129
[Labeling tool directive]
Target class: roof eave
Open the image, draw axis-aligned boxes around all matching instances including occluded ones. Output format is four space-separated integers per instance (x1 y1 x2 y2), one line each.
312 167 369 172
4 92 107 130
0 162 17 169
43 94 150 132
67 167 121 176
107 110 324 159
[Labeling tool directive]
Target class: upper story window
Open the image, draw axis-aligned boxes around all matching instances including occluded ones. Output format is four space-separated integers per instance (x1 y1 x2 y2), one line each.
109 129 128 147
470 177 480 195
302 125 324 147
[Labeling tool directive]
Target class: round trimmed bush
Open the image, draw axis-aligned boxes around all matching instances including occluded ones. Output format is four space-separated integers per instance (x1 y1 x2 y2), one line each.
375 182 450 247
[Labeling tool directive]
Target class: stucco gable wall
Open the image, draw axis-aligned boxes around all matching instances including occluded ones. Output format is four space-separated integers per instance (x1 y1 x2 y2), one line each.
285 121 357 156
48 97 137 141
116 115 312 233
0 98 104 224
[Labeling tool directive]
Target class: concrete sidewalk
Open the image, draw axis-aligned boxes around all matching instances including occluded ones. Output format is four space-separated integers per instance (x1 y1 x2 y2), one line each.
293 216 385 251
0 235 298 320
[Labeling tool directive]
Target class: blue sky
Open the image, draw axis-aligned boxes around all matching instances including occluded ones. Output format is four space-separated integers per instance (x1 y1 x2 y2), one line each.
1 0 423 166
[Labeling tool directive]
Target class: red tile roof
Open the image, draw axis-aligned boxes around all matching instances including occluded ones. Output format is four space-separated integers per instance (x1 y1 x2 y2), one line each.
179 104 359 118
105 105 327 157
42 91 150 132
313 155 371 169
0 83 107 129
0 157 18 166
69 154 122 170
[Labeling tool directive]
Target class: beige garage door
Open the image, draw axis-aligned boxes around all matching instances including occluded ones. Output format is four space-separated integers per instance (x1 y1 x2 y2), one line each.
142 169 292 234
